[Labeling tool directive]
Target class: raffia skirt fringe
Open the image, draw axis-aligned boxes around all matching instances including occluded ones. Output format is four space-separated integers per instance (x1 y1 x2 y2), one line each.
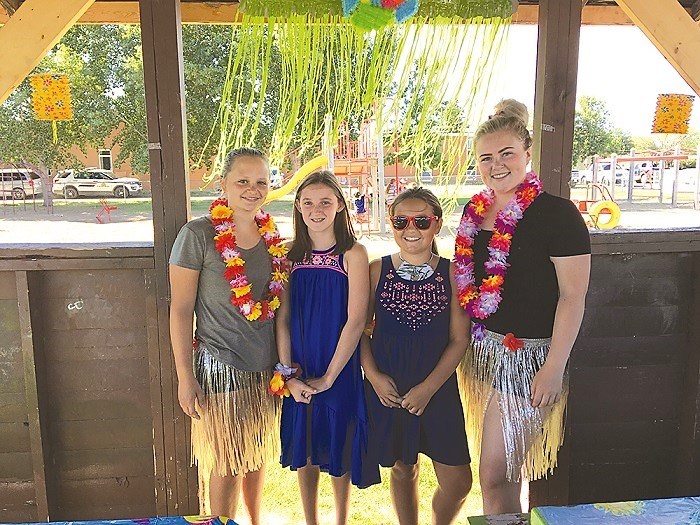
457 328 567 482
191 343 280 493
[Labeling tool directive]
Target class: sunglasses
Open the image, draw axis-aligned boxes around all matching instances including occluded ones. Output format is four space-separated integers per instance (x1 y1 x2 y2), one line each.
390 215 439 230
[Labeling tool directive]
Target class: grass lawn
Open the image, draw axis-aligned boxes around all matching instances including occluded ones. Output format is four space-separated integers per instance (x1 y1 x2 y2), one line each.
250 459 483 525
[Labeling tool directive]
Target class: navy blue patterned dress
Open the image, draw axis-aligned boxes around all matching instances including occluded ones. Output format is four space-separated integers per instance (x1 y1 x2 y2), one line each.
363 256 470 477
280 246 369 486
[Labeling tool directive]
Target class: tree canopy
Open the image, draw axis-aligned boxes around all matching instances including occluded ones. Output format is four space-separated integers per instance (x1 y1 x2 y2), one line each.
572 96 633 167
0 24 235 176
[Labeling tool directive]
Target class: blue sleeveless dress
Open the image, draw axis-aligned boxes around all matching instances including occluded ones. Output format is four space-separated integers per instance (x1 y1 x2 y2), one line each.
280 246 369 486
363 256 470 476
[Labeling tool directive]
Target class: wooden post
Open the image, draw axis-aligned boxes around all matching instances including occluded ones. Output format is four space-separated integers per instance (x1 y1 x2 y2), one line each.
677 253 700 495
16 271 51 521
531 0 582 200
627 149 635 203
139 0 195 515
529 0 583 506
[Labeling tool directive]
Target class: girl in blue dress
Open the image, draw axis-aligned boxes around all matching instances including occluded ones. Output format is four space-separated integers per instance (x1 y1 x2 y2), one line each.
276 170 370 525
362 188 472 525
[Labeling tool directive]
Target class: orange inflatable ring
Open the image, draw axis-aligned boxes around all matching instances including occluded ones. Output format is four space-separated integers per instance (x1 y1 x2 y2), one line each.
588 200 620 230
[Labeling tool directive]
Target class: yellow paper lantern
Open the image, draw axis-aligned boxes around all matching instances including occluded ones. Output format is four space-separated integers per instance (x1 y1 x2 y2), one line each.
30 73 73 120
651 93 694 134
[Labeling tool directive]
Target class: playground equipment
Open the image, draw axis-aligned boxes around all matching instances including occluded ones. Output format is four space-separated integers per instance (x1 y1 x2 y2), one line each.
573 183 621 230
264 155 328 203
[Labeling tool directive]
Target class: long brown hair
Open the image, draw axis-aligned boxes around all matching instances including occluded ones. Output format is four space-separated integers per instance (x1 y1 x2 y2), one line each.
288 170 356 262
389 187 442 255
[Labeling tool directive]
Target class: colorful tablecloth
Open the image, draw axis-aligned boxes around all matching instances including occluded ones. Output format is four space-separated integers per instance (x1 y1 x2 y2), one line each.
531 497 700 524
6 517 238 525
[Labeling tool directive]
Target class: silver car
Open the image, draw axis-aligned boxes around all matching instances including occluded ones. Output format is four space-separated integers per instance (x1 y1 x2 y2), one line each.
0 168 43 200
53 168 143 199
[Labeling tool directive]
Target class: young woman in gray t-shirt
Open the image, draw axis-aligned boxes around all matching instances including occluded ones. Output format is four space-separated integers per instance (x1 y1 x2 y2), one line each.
169 147 286 524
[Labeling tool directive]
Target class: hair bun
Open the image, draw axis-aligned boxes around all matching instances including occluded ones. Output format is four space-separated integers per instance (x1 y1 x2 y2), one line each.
493 99 529 127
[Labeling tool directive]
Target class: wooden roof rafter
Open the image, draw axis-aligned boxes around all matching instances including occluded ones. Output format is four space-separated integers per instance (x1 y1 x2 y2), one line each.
0 0 22 16
0 1 697 25
617 0 700 95
0 0 96 103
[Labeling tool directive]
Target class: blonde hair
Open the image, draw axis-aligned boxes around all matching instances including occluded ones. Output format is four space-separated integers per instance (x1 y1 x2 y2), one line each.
474 98 532 151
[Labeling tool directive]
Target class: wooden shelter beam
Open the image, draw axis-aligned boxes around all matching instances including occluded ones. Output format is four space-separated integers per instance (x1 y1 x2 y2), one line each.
0 1 242 24
513 5 644 25
4 2 693 26
138 0 195 515
16 271 51 520
530 0 581 498
617 0 700 95
531 0 582 200
0 0 95 104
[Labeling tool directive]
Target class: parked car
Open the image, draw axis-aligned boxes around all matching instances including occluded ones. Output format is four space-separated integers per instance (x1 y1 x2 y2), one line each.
53 168 143 198
0 168 43 199
632 161 659 184
599 163 629 186
418 170 433 184
574 162 629 186
570 169 586 186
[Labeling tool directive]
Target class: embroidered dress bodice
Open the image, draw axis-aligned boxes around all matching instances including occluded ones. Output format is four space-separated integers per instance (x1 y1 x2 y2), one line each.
290 247 346 275
378 256 449 332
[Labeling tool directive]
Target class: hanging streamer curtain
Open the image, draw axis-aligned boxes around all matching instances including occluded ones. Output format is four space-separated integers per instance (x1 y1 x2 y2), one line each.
202 5 511 213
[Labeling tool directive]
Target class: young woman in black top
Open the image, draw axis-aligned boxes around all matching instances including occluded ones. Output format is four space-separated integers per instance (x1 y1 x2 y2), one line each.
454 99 591 514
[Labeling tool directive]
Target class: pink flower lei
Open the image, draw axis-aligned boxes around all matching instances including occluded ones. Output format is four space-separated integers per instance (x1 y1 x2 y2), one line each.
453 171 543 341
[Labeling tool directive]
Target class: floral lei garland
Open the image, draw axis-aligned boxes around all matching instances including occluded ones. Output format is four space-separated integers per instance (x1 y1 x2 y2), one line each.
210 197 288 322
454 171 543 342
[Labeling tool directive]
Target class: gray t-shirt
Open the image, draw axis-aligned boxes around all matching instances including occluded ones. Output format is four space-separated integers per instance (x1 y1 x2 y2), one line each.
169 216 277 372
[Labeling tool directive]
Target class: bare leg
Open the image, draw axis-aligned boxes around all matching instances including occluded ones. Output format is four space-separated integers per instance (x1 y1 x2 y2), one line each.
431 461 472 525
209 472 242 518
297 462 320 525
330 473 351 525
241 466 265 525
390 460 419 525
479 394 522 514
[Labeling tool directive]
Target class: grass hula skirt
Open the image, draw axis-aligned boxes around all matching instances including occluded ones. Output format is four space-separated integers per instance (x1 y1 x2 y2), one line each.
192 342 281 513
457 327 567 482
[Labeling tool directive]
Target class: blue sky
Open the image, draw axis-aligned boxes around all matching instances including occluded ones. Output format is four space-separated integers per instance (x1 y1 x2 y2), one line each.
487 24 700 136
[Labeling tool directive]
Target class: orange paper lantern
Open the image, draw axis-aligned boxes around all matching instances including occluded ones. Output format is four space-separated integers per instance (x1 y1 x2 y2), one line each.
651 93 694 134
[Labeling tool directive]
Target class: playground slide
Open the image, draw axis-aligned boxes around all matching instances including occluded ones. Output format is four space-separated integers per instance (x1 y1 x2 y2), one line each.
265 155 328 203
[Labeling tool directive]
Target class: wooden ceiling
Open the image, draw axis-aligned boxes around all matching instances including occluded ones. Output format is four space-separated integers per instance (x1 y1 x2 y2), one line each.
0 1 698 24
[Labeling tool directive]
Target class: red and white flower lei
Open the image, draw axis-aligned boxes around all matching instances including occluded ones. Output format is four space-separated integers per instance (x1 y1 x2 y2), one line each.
454 171 543 341
210 197 288 322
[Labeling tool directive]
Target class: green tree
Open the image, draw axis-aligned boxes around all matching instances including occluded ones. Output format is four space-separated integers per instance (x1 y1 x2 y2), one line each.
572 96 610 166
607 128 634 157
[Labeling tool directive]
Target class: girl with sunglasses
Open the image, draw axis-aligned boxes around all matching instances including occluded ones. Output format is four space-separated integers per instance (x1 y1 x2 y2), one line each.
276 170 371 524
361 188 472 525
455 99 590 513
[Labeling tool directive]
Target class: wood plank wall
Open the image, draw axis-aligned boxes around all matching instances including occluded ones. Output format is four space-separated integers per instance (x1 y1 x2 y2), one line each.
1 235 700 518
568 251 692 502
0 271 35 522
0 249 158 521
